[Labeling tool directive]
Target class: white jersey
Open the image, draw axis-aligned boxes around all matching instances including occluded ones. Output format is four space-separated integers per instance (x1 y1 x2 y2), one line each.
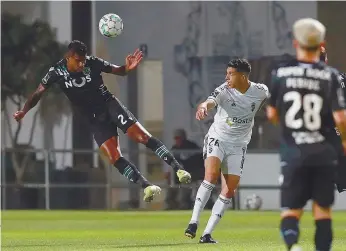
206 81 269 145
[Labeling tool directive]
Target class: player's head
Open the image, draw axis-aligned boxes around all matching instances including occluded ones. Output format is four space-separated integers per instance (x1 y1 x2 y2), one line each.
226 58 251 89
292 18 326 61
320 46 328 63
173 128 186 147
66 40 87 72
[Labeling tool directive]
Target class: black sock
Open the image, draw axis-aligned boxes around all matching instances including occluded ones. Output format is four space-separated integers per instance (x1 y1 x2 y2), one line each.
114 157 152 188
145 137 183 172
315 219 332 251
280 216 299 250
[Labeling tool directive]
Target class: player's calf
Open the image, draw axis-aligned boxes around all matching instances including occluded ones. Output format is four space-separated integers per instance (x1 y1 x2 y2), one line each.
313 203 333 251
280 214 301 250
127 123 191 183
187 157 220 227
100 137 152 188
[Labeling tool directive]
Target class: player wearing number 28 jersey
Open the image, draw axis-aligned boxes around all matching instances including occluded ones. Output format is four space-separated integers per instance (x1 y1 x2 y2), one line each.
267 18 346 251
185 58 269 243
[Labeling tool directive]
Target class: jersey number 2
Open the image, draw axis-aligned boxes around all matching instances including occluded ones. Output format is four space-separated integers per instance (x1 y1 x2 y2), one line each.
284 91 323 131
118 114 127 125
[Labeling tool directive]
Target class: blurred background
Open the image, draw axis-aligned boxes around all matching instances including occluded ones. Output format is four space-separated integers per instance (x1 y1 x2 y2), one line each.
1 1 346 211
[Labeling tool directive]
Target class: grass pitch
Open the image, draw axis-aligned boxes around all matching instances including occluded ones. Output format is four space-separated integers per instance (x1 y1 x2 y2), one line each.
2 210 346 250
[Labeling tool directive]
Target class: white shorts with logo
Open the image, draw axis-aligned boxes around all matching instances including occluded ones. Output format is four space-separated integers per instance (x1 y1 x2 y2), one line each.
203 133 247 176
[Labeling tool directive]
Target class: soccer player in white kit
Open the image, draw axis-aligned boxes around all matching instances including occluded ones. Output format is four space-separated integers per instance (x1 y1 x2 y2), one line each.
184 58 269 243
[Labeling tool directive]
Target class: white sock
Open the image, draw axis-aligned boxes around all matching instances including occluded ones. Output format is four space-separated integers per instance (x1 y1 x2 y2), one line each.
190 180 215 224
203 194 231 236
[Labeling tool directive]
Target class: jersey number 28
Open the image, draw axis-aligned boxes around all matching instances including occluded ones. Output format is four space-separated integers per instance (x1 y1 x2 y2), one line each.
284 91 323 131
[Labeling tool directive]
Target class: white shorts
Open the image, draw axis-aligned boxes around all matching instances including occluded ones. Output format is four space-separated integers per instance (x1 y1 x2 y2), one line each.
203 133 247 176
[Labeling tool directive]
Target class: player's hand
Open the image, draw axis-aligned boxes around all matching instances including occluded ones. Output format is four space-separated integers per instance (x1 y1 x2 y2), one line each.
13 110 25 122
196 107 208 120
125 49 143 71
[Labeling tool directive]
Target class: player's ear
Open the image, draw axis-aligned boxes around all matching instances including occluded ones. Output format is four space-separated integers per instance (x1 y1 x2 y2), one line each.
293 40 299 49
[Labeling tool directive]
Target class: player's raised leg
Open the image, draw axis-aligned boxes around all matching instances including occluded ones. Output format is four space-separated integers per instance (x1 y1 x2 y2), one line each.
107 98 191 184
99 136 161 202
126 122 191 184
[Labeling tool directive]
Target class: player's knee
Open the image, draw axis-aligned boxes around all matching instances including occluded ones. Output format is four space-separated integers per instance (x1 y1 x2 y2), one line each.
127 123 151 144
281 209 303 220
313 202 332 220
100 137 122 164
204 168 219 184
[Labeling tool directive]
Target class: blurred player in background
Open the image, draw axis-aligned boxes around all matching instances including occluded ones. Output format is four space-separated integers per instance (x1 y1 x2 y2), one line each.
266 18 346 251
13 40 191 203
320 46 346 193
185 58 269 243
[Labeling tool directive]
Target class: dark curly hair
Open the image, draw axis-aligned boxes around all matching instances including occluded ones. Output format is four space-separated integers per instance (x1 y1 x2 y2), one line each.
227 58 251 75
68 40 87 57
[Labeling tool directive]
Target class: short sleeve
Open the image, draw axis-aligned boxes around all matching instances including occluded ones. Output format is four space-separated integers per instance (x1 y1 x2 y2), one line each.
254 83 269 100
41 67 60 88
207 84 228 105
331 71 346 111
268 69 280 107
90 56 113 73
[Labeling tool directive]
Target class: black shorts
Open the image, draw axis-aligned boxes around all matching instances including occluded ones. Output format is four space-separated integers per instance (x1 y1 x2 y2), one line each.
280 163 336 209
90 97 137 147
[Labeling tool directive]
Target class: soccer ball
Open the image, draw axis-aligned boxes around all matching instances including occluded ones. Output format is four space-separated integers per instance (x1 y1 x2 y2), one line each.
99 13 123 38
245 194 263 210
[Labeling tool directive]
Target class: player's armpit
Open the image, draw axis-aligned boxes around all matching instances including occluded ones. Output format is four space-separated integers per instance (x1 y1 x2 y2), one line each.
22 83 47 114
266 105 279 125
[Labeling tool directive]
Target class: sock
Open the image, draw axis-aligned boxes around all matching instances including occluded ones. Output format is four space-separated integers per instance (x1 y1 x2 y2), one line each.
114 157 152 188
190 180 215 224
203 195 231 236
145 137 183 172
280 216 300 250
315 219 332 251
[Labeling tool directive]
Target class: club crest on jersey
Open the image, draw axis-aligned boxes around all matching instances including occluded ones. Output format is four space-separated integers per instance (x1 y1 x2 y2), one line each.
251 102 256 112
83 67 91 75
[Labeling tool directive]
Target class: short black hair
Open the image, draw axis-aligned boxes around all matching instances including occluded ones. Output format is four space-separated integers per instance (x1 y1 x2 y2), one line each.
227 58 251 75
68 40 87 56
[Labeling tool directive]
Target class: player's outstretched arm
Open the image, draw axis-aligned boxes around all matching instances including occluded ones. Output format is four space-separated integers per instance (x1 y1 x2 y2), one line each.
196 100 216 120
13 84 47 122
110 49 143 76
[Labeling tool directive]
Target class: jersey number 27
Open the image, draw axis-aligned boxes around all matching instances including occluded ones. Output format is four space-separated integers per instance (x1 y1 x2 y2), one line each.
284 91 323 131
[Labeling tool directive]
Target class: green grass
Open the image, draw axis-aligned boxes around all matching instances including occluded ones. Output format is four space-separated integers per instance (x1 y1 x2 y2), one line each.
2 210 346 250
